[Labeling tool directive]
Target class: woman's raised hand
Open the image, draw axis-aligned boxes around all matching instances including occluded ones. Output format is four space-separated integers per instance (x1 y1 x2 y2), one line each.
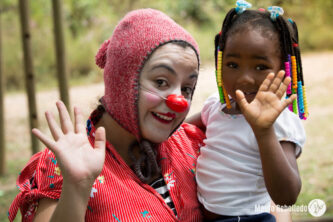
236 70 296 130
32 101 106 188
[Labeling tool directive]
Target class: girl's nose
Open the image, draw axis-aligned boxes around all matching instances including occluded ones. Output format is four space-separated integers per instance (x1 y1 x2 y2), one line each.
238 71 256 85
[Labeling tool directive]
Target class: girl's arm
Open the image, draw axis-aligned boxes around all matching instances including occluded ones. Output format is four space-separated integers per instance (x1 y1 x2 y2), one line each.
271 201 293 222
185 112 206 132
236 71 301 206
254 127 301 206
31 101 106 221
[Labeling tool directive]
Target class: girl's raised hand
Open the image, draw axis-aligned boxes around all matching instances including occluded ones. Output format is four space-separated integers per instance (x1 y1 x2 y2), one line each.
32 101 106 188
236 70 296 130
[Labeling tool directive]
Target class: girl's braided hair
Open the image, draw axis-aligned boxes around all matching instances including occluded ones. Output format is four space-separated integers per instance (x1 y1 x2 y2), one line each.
215 9 308 119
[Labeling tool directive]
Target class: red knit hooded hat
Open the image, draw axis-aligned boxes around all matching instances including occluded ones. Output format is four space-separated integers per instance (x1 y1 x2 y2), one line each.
95 9 200 140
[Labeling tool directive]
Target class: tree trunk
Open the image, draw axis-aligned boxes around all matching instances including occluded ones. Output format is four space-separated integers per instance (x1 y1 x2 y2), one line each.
18 0 39 154
0 8 5 175
52 0 70 112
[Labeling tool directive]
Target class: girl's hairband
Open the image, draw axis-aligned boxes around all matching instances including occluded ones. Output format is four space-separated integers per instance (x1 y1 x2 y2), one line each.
235 0 252 14
235 0 284 22
267 6 284 21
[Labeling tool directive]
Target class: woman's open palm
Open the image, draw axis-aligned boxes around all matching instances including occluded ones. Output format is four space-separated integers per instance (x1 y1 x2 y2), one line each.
236 71 296 130
32 101 106 187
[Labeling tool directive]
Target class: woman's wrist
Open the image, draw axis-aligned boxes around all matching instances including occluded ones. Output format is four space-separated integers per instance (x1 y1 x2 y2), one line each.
61 178 94 201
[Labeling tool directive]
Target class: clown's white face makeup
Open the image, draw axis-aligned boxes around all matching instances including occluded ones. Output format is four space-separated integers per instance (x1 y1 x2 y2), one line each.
139 43 199 143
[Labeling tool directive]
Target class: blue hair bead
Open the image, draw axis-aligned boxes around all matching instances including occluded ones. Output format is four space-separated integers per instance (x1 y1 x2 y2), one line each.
268 6 284 21
297 81 305 118
235 0 252 14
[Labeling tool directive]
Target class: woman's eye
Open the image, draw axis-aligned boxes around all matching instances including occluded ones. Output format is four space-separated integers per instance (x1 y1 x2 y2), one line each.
256 65 269 71
182 87 193 98
156 79 168 87
226 62 238 69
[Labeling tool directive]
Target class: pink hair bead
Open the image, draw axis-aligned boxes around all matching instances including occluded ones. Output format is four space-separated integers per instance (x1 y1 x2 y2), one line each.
284 61 292 94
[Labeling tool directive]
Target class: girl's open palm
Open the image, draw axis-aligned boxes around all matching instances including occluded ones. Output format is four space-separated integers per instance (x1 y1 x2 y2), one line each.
236 71 296 130
32 101 106 187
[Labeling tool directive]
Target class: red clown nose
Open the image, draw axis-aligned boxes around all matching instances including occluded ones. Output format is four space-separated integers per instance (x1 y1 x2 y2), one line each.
165 94 188 113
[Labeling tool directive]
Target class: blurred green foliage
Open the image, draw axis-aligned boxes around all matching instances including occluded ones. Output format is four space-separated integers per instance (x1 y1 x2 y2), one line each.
1 0 332 91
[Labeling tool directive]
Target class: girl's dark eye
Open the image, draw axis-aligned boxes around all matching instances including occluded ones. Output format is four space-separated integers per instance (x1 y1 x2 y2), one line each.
256 65 269 71
182 87 193 98
156 79 167 87
226 62 238 69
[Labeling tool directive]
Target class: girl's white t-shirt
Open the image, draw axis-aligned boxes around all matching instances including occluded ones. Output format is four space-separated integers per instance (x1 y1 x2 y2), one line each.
196 93 306 216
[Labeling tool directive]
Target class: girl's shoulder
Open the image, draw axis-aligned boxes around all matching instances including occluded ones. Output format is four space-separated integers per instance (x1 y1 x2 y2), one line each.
274 108 306 156
275 108 306 133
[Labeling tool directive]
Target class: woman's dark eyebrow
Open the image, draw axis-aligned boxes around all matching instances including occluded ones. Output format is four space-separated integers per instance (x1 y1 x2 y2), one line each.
150 64 176 75
150 64 198 79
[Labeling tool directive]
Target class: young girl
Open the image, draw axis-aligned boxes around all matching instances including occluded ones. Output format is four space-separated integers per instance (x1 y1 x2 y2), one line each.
187 1 307 221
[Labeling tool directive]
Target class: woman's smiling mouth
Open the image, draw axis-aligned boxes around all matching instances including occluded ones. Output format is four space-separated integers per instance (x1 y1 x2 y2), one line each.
152 112 176 123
